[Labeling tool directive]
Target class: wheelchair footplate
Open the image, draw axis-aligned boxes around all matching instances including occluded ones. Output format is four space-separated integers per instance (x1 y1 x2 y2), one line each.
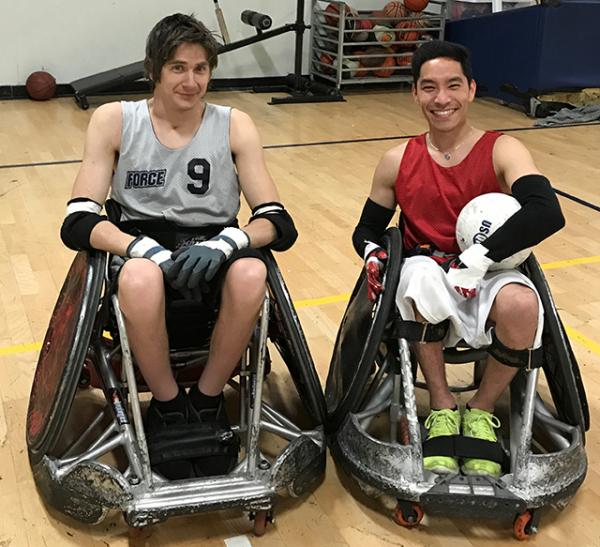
420 474 527 519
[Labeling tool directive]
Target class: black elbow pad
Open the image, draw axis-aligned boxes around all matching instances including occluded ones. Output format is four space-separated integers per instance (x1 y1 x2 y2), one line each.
60 198 107 251
250 202 298 252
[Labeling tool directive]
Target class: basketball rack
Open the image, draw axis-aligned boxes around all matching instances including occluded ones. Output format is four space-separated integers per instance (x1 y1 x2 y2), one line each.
70 0 343 109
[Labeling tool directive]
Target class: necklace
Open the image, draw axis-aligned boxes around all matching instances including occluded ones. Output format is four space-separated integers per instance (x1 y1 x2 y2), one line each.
427 129 473 161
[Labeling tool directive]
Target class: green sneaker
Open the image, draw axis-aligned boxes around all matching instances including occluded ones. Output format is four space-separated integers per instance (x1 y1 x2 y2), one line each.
423 408 460 474
462 408 502 478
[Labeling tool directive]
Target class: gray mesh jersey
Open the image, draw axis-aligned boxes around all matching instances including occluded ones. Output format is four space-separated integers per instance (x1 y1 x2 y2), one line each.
110 100 240 227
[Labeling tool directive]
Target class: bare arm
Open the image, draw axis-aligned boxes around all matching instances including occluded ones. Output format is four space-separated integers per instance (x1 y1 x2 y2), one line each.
493 134 542 191
229 108 279 248
70 102 136 256
351 144 403 258
368 143 406 209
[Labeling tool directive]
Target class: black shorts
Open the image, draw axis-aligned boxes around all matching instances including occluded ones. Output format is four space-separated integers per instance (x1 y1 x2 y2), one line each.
109 220 265 350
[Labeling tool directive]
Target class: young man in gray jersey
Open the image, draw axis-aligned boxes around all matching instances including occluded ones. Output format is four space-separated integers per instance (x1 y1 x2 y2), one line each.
60 14 297 478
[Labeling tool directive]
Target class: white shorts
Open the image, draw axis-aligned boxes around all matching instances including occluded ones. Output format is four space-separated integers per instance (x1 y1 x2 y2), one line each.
395 256 544 349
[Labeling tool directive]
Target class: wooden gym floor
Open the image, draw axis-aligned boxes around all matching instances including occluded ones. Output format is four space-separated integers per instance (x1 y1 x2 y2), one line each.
0 89 599 546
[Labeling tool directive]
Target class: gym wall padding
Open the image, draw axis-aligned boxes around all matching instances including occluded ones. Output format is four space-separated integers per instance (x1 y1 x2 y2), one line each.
445 2 600 102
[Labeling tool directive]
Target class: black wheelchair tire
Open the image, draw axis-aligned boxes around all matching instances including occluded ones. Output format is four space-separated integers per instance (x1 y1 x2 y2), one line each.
325 227 403 433
26 251 106 464
264 250 327 425
524 254 589 435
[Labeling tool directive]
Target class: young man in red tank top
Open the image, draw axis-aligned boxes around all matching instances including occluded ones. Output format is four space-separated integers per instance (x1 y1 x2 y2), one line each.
353 41 565 477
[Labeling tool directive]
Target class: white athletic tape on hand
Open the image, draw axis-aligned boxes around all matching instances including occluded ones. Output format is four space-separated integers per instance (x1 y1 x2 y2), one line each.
363 241 381 261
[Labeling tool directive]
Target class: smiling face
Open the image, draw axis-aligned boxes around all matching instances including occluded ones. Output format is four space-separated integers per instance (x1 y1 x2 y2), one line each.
412 57 476 133
153 42 211 111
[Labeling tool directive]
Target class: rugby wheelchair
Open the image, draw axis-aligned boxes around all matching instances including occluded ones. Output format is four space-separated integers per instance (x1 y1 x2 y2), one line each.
326 227 589 540
26 245 327 535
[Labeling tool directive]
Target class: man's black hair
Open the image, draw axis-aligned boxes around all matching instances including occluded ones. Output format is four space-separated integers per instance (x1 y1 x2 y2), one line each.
144 13 219 85
411 40 473 84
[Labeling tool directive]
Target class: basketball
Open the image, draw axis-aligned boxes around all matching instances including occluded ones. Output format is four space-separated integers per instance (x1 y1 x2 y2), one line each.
396 52 413 66
352 51 369 77
324 2 357 28
369 9 388 26
383 1 408 21
351 17 372 41
373 51 396 77
404 0 429 12
334 57 361 78
373 25 396 45
25 71 56 101
359 46 389 71
318 52 336 75
456 193 531 270
395 18 421 43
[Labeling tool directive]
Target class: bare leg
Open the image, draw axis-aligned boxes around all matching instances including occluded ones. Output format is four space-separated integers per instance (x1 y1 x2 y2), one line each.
198 258 267 396
468 284 539 412
412 308 456 410
118 259 178 401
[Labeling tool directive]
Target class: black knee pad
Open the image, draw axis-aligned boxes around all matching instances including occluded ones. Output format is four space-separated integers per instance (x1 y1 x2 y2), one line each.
488 329 542 371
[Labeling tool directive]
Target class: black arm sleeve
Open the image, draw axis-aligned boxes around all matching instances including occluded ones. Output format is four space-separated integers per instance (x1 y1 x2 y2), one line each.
482 174 565 262
352 198 396 258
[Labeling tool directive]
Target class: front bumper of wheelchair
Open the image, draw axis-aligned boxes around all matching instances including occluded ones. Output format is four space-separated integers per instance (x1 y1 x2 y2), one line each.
32 428 325 526
330 413 586 520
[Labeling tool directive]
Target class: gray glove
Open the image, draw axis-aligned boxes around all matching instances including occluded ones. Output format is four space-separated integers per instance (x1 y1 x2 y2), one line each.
168 227 250 290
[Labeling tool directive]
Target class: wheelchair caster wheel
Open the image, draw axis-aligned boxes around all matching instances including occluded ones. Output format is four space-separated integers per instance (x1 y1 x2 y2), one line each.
513 510 537 540
251 510 273 536
393 501 424 528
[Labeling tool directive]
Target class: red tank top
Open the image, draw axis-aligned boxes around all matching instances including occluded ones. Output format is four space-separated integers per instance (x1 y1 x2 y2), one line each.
395 131 503 254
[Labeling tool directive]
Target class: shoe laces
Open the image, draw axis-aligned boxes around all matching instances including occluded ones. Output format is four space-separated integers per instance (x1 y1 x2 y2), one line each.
424 408 460 438
464 409 501 442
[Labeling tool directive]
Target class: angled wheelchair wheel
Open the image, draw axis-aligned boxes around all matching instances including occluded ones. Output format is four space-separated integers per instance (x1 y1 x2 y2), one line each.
26 251 106 464
523 255 589 435
325 227 403 433
264 250 327 425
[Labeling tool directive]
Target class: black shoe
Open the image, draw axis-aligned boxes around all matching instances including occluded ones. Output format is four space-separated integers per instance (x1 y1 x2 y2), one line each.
145 396 195 480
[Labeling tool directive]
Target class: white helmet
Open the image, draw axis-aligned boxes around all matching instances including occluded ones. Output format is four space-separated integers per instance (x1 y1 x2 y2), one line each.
456 193 531 271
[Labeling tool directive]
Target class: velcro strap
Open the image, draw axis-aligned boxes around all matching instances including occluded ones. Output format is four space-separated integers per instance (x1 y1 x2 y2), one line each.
251 202 283 217
423 435 456 457
127 235 160 258
488 329 542 371
220 227 250 249
147 422 239 465
66 197 102 215
454 436 505 463
392 319 449 343
423 435 504 464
